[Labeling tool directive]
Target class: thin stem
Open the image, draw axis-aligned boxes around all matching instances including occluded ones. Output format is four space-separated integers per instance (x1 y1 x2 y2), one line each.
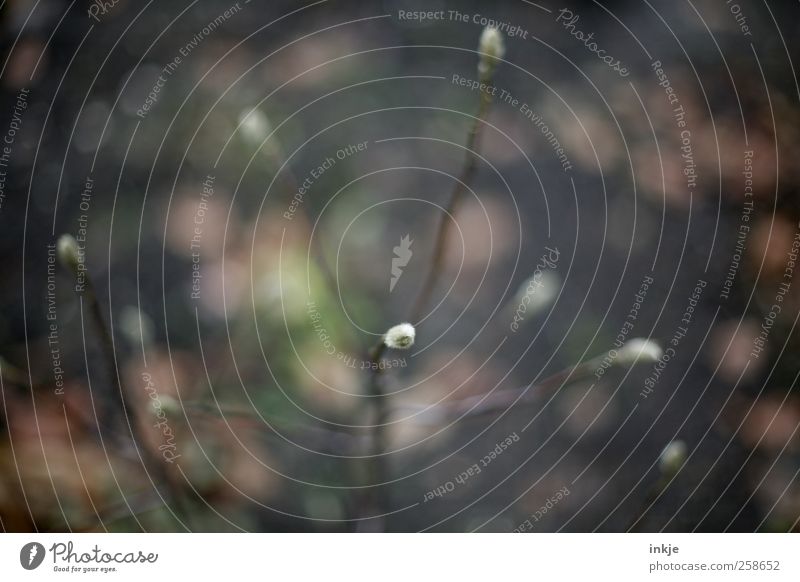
72 262 193 528
390 359 599 425
405 351 668 422
358 88 496 529
83 278 125 433
409 90 494 323
359 342 389 530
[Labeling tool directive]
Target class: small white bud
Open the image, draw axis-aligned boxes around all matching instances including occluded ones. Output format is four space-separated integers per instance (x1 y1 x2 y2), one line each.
383 323 415 350
615 338 662 366
119 305 155 348
659 440 687 475
478 26 505 81
238 108 271 144
153 394 182 417
513 270 560 315
57 234 80 275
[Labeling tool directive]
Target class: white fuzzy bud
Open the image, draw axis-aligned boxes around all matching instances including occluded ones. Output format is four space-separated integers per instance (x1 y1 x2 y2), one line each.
615 338 663 366
513 270 560 315
478 26 505 81
119 305 155 348
57 234 80 275
238 108 271 144
151 394 182 417
659 440 687 475
383 323 416 350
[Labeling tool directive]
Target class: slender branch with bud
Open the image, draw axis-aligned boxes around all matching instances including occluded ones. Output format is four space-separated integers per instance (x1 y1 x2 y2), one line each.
409 26 505 323
56 233 192 528
57 235 126 431
358 26 505 530
401 338 664 423
627 439 688 531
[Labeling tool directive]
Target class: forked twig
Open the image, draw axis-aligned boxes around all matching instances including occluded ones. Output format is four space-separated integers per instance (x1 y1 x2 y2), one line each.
357 27 507 530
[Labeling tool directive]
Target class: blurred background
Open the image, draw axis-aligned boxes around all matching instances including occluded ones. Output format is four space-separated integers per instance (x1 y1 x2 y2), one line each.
0 0 799 532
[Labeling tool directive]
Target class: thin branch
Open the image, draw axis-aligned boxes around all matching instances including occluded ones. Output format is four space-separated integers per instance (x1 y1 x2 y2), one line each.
396 360 599 424
357 74 498 530
409 89 494 323
355 342 390 531
59 236 193 529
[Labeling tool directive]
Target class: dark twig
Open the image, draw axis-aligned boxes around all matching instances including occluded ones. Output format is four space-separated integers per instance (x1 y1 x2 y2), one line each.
358 40 502 529
428 361 594 420
391 360 598 426
57 235 193 529
405 341 664 423
409 89 494 323
357 342 390 531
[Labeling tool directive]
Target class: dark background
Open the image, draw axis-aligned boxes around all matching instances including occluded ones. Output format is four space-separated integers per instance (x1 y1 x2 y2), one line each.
0 0 798 532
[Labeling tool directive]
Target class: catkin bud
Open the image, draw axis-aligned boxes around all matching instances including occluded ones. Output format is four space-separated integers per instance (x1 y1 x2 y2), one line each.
478 26 505 82
615 338 662 366
513 270 560 314
119 305 155 348
238 108 271 144
155 394 182 417
659 440 687 476
383 323 416 350
56 234 80 275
